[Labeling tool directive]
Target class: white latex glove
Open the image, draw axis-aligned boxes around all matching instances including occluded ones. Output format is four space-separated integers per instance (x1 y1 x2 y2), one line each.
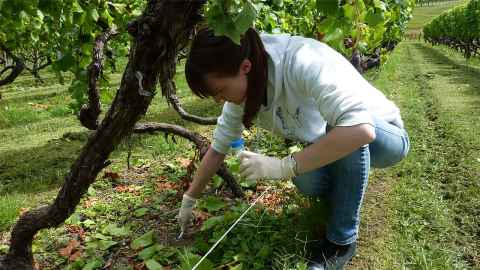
177 193 197 233
238 151 297 181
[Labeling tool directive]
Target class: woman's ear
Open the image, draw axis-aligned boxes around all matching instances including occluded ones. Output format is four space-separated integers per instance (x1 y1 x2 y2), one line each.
239 59 252 75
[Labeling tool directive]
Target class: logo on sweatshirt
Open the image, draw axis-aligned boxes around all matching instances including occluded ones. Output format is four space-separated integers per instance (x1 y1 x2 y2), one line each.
275 106 303 139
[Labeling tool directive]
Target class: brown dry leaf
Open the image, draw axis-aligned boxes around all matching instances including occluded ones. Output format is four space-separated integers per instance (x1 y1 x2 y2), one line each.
133 262 145 270
103 258 113 268
19 208 29 216
316 32 325 41
65 224 86 240
179 176 191 191
58 239 80 257
258 192 283 211
33 261 40 270
256 185 269 192
193 210 210 227
155 181 178 192
176 157 192 168
103 171 120 180
29 103 49 110
114 185 138 194
69 250 83 262
83 197 97 208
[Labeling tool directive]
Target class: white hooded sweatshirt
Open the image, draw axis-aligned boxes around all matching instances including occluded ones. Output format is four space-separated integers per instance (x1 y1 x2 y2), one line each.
211 33 404 155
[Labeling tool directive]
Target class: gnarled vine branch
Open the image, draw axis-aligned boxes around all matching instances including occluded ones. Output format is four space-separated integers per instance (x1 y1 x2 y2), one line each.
80 27 119 130
134 122 244 198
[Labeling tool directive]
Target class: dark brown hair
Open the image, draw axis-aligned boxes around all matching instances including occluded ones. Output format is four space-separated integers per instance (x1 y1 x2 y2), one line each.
185 27 268 129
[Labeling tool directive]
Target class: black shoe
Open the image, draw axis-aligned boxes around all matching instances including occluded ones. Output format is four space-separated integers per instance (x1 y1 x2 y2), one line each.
307 239 356 270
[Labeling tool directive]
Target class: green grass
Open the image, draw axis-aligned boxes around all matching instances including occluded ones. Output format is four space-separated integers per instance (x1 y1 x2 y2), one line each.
351 41 480 268
1 39 480 268
0 64 221 233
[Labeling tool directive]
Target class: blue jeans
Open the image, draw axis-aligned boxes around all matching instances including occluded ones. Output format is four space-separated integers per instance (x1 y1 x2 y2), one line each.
293 117 410 245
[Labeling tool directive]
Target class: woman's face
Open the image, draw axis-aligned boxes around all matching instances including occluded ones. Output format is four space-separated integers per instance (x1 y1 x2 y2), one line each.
205 59 251 105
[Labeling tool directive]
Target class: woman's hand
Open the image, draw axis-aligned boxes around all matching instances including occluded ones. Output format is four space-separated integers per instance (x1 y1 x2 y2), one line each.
238 151 296 181
177 194 197 233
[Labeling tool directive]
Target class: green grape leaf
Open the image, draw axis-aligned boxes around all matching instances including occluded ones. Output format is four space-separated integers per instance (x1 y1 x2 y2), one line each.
134 207 149 217
89 8 99 22
365 11 384 26
98 240 117 251
373 0 386 11
138 244 161 261
131 231 155 250
108 3 127 13
235 1 257 33
145 259 163 270
316 0 340 16
82 258 103 270
55 50 75 71
102 224 130 237
100 9 114 27
72 0 84 13
198 196 226 213
343 4 355 20
201 216 224 231
212 175 224 188
179 251 214 270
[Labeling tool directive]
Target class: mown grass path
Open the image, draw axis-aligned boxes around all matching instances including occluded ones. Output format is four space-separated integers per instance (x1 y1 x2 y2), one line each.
350 41 479 269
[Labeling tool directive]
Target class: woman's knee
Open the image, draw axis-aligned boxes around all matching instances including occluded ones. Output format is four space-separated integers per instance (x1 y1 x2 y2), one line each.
370 123 410 168
292 169 330 197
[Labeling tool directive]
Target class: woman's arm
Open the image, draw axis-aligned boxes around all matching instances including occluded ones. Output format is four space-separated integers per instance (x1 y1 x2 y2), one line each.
293 123 376 174
185 146 226 198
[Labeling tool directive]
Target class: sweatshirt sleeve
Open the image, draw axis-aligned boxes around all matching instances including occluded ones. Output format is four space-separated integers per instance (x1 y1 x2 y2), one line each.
211 102 245 155
288 42 374 127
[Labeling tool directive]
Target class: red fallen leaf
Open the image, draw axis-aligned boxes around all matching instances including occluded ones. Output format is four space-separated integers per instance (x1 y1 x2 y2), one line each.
103 171 120 180
59 239 80 257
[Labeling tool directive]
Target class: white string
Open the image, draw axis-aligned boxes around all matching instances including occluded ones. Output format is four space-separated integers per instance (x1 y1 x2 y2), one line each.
191 186 272 270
